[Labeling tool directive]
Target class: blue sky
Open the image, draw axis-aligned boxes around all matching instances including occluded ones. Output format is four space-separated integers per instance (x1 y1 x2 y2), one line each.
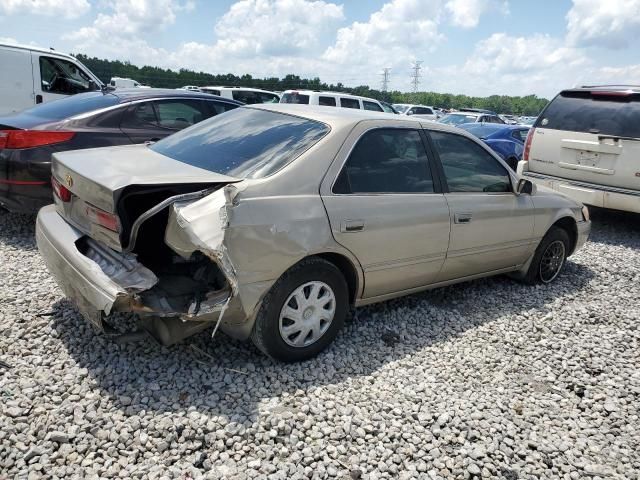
1 0 639 97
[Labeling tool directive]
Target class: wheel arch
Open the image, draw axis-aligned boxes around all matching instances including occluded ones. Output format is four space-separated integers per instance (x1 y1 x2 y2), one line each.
313 252 361 305
550 216 578 255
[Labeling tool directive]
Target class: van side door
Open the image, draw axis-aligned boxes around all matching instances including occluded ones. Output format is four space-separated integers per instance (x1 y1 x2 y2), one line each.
0 46 34 114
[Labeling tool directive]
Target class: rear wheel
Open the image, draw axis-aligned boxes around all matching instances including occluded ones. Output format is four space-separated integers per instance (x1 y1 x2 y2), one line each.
522 226 570 284
250 257 348 362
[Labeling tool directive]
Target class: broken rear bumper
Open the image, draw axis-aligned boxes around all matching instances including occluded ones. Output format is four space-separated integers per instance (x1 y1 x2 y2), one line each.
36 205 126 328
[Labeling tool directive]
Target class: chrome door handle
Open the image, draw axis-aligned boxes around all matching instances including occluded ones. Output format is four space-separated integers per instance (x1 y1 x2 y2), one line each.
341 219 365 232
454 213 472 224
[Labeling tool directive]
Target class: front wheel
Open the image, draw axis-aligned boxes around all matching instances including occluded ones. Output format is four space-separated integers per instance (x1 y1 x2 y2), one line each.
250 257 349 362
522 226 570 284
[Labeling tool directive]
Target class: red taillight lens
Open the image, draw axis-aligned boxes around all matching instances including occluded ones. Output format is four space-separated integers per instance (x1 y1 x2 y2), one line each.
85 204 119 232
0 130 75 149
523 127 535 161
51 176 72 202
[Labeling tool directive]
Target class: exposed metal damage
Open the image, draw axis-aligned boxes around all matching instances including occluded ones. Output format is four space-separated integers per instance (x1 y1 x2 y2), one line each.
73 185 244 345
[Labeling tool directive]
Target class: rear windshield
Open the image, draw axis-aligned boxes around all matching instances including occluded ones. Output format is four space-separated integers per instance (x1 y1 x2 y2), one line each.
280 93 310 104
150 108 329 179
20 92 119 120
538 92 640 138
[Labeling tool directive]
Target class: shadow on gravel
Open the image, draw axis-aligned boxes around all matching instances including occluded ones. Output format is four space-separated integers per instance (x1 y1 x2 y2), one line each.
48 256 595 422
0 209 37 250
587 206 640 248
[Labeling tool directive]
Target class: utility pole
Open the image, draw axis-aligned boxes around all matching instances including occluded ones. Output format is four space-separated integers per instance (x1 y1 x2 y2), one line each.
410 60 423 93
380 67 391 92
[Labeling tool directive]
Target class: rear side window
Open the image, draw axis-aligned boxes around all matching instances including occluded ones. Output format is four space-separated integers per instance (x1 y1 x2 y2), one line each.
430 131 511 193
363 101 383 112
202 89 221 96
415 107 433 115
121 102 158 129
333 129 434 194
319 96 337 106
232 90 279 104
340 98 360 109
511 129 529 142
205 100 238 116
538 92 640 138
281 93 310 104
150 108 329 179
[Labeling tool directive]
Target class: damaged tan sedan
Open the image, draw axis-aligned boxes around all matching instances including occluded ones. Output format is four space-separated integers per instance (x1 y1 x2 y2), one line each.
36 104 590 362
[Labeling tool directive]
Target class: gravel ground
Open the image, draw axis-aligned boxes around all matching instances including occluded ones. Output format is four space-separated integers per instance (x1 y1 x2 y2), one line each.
1 207 639 480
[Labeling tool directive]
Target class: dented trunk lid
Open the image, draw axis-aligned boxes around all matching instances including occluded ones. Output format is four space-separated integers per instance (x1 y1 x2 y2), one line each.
52 144 240 250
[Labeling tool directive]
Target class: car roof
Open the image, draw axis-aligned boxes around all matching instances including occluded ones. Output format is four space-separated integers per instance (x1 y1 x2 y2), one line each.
202 86 278 93
571 85 640 92
281 90 381 102
248 104 464 134
107 88 242 103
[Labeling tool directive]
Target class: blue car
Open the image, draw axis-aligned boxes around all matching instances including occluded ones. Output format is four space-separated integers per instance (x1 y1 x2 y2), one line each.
457 123 530 170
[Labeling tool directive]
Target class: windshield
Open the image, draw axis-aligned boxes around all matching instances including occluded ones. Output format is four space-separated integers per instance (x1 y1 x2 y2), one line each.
280 93 310 104
457 123 504 138
393 104 410 114
439 113 478 125
150 108 330 179
537 92 640 138
19 92 119 120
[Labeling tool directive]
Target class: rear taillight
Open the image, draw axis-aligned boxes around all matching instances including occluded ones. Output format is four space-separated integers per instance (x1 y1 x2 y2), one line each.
523 127 535 161
0 130 75 149
52 176 72 202
85 204 119 232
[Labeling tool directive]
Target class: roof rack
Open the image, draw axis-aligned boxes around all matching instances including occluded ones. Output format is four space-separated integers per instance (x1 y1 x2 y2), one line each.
579 84 640 89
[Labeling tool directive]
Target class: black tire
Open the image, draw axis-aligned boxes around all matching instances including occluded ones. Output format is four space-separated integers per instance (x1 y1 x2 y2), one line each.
250 257 349 362
522 226 570 285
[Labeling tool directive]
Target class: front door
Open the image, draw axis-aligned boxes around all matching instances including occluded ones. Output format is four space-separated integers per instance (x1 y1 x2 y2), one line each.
321 124 451 299
427 130 535 280
33 54 96 105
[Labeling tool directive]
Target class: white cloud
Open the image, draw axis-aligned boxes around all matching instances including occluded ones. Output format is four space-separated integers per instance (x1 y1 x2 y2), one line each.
66 0 189 42
566 0 640 49
445 0 504 28
214 0 344 57
0 0 90 19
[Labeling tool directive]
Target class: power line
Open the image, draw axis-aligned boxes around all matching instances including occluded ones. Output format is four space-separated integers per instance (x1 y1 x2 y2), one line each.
380 67 391 92
410 61 423 93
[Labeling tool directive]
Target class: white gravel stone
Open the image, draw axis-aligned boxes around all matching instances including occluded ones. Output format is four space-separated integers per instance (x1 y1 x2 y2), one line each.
1 208 639 479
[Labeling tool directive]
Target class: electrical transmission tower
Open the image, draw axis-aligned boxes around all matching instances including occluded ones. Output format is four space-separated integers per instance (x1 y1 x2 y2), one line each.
410 61 423 93
380 68 391 92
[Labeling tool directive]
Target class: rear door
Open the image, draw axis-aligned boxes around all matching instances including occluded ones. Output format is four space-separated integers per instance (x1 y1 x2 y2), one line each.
427 129 534 280
0 47 34 114
321 121 450 299
529 90 640 191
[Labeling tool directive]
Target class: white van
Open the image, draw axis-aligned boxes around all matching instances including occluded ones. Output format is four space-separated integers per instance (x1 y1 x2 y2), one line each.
279 90 387 112
518 85 640 213
109 77 150 89
0 42 103 115
200 86 280 104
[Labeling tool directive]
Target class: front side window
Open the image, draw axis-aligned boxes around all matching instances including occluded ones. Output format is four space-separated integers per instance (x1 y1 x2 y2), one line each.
340 98 360 109
154 99 209 129
150 108 329 179
39 56 94 95
333 129 434 194
363 101 383 112
232 90 260 104
430 131 512 193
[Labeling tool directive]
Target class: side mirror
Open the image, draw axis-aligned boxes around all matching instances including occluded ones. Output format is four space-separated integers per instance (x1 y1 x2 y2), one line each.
516 178 535 195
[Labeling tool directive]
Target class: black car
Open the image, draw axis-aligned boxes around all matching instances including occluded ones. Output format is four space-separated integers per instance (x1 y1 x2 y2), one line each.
0 89 241 213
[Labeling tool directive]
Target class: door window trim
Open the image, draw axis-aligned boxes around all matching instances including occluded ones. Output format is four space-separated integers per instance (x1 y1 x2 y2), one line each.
330 126 444 196
423 129 517 195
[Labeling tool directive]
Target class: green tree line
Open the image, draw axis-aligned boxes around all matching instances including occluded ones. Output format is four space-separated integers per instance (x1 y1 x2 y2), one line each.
76 54 549 116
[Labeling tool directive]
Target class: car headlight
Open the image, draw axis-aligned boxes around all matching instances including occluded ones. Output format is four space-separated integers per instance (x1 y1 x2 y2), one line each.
581 205 590 222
